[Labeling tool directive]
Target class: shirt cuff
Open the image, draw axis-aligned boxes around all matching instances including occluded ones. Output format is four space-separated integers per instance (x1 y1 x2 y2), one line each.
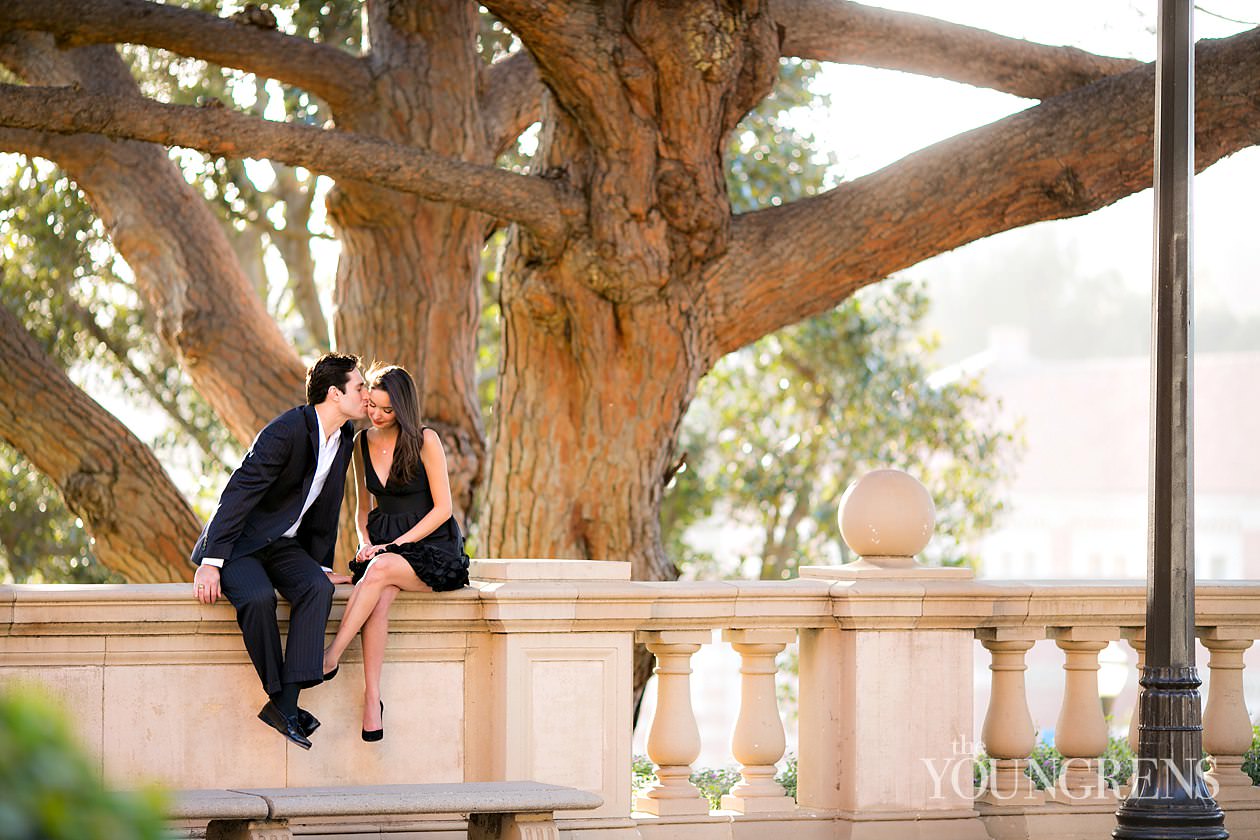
201 558 224 569
321 566 333 573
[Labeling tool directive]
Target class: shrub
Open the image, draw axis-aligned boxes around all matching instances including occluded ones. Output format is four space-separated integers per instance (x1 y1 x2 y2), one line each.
688 766 743 809
0 688 166 839
975 730 1135 791
631 754 658 799
776 755 798 800
631 755 799 810
1241 725 1260 785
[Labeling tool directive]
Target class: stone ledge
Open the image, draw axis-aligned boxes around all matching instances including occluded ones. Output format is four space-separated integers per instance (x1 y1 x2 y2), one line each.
471 559 631 581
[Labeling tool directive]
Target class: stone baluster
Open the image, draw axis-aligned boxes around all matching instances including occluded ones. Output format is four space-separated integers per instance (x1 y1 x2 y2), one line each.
1048 627 1119 801
634 630 713 815
976 629 1045 804
721 628 797 813
1123 629 1146 754
1201 628 1258 801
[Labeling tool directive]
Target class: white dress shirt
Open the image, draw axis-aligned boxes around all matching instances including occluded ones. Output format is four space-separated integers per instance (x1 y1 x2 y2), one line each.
201 413 341 570
283 413 341 541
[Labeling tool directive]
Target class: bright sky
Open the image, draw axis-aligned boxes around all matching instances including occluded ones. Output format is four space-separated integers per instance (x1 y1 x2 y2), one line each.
809 1 1259 314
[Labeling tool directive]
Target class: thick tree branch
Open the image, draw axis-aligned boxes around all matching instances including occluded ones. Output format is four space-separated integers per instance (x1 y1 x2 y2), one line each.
776 0 1141 99
481 49 543 157
0 84 579 244
0 38 306 445
708 29 1260 357
0 0 372 113
0 304 201 583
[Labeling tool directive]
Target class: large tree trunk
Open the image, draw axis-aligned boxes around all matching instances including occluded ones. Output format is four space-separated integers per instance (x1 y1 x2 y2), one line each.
0 306 200 582
482 2 780 577
484 272 698 581
328 1 488 522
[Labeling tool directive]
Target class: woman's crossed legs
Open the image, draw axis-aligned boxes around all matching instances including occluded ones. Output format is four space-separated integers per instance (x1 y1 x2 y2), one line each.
323 552 432 731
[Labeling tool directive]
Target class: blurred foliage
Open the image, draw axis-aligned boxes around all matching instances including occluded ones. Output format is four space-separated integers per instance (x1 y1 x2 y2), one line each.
0 443 119 584
667 59 1014 579
1242 725 1260 785
631 753 658 800
726 59 835 214
0 688 166 839
665 279 1020 579
975 729 1140 791
688 766 746 809
120 0 354 354
478 8 520 64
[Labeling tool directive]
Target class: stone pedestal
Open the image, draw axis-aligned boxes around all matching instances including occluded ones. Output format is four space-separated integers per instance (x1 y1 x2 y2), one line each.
476 560 636 819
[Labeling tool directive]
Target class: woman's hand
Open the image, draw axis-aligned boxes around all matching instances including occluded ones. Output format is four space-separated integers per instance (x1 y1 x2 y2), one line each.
355 543 386 563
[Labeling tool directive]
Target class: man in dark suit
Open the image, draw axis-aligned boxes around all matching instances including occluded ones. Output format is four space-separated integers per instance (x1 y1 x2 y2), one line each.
191 353 367 749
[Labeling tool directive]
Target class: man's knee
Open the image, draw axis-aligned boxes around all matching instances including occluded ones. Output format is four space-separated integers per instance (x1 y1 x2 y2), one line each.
236 588 278 617
304 572 335 604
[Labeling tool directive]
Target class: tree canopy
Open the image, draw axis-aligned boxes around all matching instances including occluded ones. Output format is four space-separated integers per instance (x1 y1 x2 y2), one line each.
0 1 1257 585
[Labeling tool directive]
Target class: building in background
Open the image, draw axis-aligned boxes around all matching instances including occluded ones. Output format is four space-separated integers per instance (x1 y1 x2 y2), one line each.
965 328 1260 581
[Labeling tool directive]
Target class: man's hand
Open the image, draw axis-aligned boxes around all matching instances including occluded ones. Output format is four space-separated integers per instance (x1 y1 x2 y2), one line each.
326 570 352 585
193 564 222 605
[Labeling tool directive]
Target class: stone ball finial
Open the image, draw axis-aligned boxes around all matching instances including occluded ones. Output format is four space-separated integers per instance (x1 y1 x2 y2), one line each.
838 469 935 560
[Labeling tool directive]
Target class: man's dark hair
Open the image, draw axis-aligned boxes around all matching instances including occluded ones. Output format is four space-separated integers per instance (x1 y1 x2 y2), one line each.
306 353 360 405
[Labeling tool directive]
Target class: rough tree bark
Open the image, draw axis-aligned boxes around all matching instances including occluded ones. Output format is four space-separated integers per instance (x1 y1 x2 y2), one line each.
0 306 201 582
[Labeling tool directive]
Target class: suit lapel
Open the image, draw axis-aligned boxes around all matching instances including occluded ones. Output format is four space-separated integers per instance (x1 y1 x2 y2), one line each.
299 405 321 502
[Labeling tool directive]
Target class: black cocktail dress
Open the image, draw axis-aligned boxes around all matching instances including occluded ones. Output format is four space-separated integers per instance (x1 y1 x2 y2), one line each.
349 430 469 592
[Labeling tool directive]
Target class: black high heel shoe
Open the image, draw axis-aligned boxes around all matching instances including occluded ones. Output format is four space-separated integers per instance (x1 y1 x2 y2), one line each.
362 701 384 742
322 665 339 682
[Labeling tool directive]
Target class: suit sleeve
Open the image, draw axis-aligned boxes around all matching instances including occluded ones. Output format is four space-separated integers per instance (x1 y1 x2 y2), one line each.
201 419 295 562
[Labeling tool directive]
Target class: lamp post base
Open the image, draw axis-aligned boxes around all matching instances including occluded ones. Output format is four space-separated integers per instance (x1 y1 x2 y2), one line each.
1113 666 1227 840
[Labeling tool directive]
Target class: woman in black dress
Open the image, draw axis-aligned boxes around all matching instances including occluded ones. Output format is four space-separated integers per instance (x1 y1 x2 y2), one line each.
321 364 469 740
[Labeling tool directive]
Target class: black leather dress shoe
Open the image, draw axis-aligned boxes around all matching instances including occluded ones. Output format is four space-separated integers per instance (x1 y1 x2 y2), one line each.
296 707 320 737
258 700 312 750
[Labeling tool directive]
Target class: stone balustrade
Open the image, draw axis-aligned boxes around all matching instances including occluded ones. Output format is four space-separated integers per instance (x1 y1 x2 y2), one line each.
8 572 1260 839
3 474 1259 839
969 582 1260 838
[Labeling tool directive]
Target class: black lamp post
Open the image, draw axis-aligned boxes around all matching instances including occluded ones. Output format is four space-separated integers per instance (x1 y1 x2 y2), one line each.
1112 0 1226 836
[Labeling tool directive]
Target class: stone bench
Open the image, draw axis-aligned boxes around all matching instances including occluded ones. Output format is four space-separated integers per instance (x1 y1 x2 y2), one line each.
169 781 604 839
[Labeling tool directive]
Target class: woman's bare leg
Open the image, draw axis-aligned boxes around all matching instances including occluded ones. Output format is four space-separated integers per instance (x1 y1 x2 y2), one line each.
323 553 430 674
360 585 398 731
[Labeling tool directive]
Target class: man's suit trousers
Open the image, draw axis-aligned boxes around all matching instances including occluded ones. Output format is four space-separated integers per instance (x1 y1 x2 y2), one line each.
220 537 334 695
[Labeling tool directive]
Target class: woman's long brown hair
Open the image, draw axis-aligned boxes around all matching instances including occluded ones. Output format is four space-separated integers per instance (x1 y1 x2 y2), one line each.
366 363 424 486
